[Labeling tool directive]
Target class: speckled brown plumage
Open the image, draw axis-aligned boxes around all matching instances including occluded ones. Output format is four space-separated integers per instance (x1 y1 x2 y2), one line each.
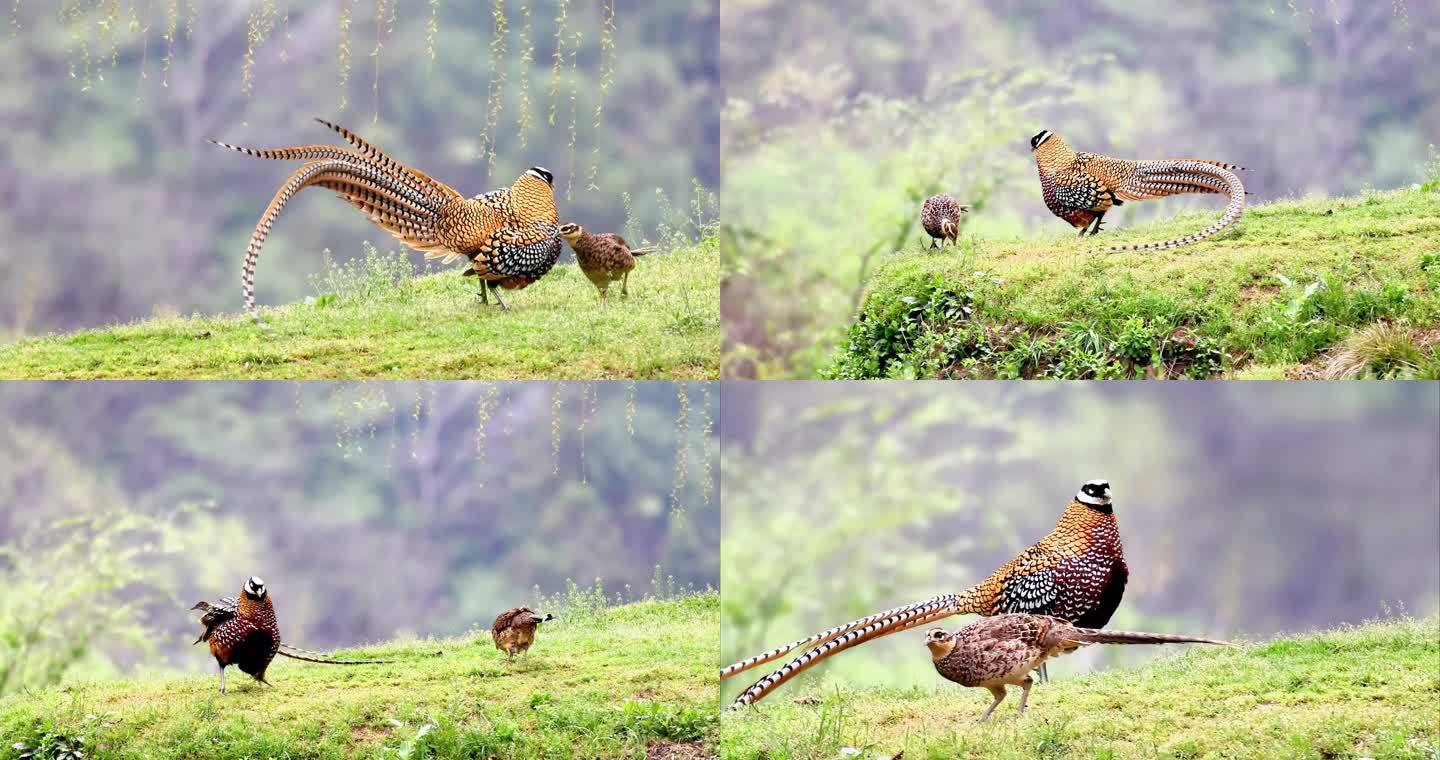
724 480 1127 708
191 578 392 693
1030 130 1247 251
192 577 280 694
557 223 656 304
926 614 1231 721
920 195 968 248
212 118 560 318
491 606 555 658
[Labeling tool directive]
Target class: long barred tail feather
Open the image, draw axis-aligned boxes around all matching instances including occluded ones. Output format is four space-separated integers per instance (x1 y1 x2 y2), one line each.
209 139 436 209
1109 161 1246 252
236 157 446 321
277 650 395 665
277 642 395 665
1068 627 1234 648
720 601 936 680
728 594 961 709
312 118 461 206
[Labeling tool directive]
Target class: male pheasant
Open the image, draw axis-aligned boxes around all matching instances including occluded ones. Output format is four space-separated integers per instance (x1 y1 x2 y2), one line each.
1030 129 1247 251
191 576 392 693
926 614 1231 722
723 479 1127 708
920 194 968 248
192 576 280 694
557 223 656 304
212 119 560 318
491 606 556 658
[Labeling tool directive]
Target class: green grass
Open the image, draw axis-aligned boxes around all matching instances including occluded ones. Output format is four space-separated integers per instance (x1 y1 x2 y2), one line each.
827 189 1440 379
721 615 1440 760
0 238 720 380
1 595 719 760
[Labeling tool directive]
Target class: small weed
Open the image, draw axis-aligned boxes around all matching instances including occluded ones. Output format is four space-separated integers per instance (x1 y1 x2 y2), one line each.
1321 322 1433 379
614 700 716 743
11 732 88 760
1419 144 1440 192
307 243 419 305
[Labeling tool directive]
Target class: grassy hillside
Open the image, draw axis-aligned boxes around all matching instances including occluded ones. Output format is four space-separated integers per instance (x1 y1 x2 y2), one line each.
0 239 719 380
721 615 1439 759
1 595 718 760
828 189 1440 379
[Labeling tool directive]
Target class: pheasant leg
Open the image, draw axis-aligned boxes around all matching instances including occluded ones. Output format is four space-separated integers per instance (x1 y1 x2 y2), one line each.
976 686 1007 723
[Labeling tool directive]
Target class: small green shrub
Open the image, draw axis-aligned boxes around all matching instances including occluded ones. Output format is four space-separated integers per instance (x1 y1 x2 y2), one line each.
307 243 421 305
10 732 87 760
614 700 716 743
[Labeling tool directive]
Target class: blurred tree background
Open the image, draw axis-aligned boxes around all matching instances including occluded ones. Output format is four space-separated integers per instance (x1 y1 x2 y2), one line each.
0 380 718 696
0 0 718 337
719 0 1438 377
720 382 1439 699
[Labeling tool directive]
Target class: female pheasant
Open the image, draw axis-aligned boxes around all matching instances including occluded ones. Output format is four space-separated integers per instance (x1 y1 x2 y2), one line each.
491 606 556 658
1029 129 1247 251
212 118 561 317
920 194 968 248
557 223 656 304
723 479 1127 708
925 614 1231 722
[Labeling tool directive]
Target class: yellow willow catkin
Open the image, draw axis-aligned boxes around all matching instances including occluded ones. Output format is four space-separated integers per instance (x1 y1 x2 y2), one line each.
475 383 498 483
480 0 508 174
699 384 713 506
425 0 439 63
565 29 580 202
551 384 563 476
372 0 395 124
547 0 568 126
331 385 355 456
243 0 279 99
625 379 636 436
104 0 117 71
514 0 533 150
385 385 398 471
410 385 423 461
242 0 268 98
337 0 352 112
670 383 690 515
160 0 176 86
133 1 149 99
576 382 594 484
278 11 291 63
65 1 95 92
587 0 615 191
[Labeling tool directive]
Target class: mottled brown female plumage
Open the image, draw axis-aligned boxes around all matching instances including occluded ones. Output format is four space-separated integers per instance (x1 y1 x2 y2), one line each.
212 119 561 317
926 614 1231 721
557 223 657 304
1030 130 1247 251
920 194 968 248
491 607 556 658
724 480 1127 708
